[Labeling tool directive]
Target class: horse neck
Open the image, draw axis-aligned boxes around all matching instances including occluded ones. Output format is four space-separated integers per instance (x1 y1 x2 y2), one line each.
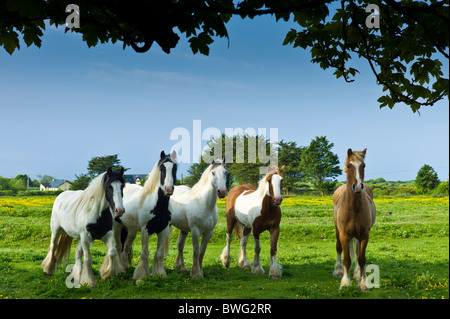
192 182 217 209
139 180 161 209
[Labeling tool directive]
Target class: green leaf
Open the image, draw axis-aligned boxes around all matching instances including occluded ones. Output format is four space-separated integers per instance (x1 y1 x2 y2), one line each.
0 31 20 55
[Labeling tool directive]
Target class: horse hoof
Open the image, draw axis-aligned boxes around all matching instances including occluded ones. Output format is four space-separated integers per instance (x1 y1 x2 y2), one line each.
270 275 281 280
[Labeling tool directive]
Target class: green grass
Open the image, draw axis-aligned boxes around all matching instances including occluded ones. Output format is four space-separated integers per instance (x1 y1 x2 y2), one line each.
0 195 448 299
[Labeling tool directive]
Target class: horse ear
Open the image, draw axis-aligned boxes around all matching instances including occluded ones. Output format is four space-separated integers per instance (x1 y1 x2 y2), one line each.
222 157 225 164
160 150 166 159
107 167 112 176
362 148 367 155
171 150 177 162
347 148 353 157
120 167 125 175
211 157 215 164
279 165 285 174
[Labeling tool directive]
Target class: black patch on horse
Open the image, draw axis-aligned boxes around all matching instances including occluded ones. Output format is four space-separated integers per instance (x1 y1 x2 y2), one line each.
145 188 171 235
86 167 125 240
86 207 113 240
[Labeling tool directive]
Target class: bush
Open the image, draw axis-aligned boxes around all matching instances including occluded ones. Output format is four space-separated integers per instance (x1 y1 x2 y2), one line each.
434 180 449 195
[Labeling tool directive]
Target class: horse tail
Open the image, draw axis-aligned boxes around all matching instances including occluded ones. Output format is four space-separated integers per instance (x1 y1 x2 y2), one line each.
234 222 244 239
164 225 172 255
54 232 73 265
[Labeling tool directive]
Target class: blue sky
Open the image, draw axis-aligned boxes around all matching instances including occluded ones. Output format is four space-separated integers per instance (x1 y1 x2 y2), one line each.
0 14 448 182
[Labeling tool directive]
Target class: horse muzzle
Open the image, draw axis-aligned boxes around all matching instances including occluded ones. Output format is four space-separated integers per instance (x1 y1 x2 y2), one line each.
352 183 364 194
217 188 227 198
165 185 174 196
114 207 125 218
273 195 283 205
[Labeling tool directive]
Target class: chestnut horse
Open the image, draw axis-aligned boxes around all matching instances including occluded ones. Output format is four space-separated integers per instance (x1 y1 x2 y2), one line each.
333 148 376 291
221 165 284 279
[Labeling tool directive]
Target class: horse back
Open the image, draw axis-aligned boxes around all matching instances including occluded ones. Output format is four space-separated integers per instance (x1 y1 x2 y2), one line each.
225 184 256 215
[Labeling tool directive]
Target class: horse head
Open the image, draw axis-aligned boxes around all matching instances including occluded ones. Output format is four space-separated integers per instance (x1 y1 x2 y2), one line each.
345 148 367 195
158 150 177 196
265 165 285 205
210 157 228 198
103 167 125 217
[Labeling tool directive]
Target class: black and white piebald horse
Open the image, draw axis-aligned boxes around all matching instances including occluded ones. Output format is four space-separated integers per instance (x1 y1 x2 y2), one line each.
114 151 177 280
42 167 126 287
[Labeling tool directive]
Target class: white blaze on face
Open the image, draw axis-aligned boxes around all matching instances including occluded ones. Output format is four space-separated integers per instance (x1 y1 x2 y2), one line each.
163 162 174 187
271 174 283 198
111 181 124 213
350 160 363 191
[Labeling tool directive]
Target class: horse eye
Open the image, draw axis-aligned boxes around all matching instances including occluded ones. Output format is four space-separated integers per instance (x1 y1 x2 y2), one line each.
212 172 216 176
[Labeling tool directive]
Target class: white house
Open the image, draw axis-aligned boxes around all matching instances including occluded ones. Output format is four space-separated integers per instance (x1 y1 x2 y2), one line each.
40 180 72 191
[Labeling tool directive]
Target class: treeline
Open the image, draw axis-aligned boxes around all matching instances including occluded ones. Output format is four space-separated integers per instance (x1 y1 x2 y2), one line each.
185 134 342 195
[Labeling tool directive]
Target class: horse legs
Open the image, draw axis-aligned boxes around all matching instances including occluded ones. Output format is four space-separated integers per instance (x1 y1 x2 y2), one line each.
79 233 96 287
190 228 203 278
199 228 214 275
238 227 252 270
70 243 83 286
152 226 169 276
133 229 150 280
339 234 351 289
41 226 63 276
251 230 264 275
269 226 282 279
353 238 361 281
175 230 188 272
100 230 124 280
358 237 369 291
221 217 236 268
121 230 137 270
333 227 344 278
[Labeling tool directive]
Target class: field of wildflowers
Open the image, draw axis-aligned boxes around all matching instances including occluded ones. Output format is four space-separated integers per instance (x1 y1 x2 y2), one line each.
0 194 448 299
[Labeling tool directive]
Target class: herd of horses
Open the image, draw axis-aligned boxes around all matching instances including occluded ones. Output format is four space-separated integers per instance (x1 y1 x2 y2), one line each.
41 148 376 291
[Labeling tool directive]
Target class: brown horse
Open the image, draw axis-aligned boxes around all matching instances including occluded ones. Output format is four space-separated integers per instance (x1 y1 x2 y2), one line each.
333 148 376 291
220 165 284 279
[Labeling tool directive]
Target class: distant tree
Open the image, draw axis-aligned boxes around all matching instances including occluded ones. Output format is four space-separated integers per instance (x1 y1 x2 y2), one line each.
87 154 128 177
0 176 10 190
37 174 54 183
415 164 440 193
299 136 342 194
185 133 276 187
277 140 304 194
70 173 91 191
8 176 27 191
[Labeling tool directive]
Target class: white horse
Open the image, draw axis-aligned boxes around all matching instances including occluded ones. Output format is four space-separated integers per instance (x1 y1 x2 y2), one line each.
114 151 177 280
167 158 228 278
42 168 125 287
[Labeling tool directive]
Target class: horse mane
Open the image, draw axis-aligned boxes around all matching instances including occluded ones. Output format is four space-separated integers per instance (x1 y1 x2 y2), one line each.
139 161 161 206
189 164 216 197
344 150 366 173
73 172 106 214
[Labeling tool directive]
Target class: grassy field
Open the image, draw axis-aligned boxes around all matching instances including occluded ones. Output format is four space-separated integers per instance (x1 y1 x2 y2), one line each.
0 194 448 299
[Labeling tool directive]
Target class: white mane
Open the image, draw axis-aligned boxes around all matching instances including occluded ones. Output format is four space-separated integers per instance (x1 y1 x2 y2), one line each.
256 174 269 197
139 161 161 206
189 164 215 197
73 172 106 214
